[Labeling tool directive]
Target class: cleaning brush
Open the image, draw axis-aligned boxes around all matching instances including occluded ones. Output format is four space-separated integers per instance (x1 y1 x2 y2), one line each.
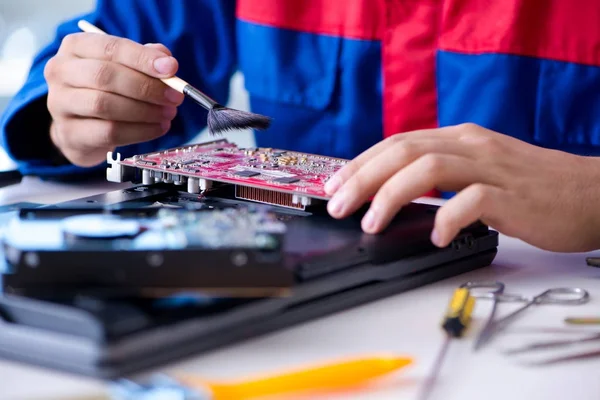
77 20 272 135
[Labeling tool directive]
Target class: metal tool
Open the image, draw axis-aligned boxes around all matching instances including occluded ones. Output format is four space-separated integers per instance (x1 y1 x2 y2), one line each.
418 287 475 400
474 286 590 347
460 281 505 350
565 316 600 325
522 348 600 366
504 331 600 355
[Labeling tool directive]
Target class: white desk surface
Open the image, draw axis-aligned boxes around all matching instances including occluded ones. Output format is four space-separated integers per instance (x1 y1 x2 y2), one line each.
2 177 600 400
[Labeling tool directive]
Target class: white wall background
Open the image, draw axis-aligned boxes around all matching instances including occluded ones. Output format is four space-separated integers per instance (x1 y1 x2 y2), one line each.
0 0 255 170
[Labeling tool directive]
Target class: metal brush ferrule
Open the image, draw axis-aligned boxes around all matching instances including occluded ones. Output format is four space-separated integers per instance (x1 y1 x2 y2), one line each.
183 85 220 110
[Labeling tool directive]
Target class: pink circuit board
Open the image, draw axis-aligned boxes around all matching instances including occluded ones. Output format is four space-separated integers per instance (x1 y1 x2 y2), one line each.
117 139 348 201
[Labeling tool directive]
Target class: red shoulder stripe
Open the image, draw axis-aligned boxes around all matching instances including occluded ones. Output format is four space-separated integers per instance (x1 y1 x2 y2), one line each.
236 0 385 40
439 0 600 66
383 0 440 137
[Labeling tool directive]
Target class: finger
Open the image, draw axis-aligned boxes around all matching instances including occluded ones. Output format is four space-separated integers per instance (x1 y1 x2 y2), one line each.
325 126 458 195
432 183 508 247
56 117 170 157
53 87 178 123
60 32 178 77
358 154 486 233
326 138 477 219
58 58 184 106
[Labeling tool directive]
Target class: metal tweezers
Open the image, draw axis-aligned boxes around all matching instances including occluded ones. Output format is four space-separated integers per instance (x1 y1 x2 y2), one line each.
504 332 600 366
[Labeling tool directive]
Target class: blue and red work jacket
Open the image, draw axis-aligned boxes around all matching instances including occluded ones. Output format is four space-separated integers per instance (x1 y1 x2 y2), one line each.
1 0 599 178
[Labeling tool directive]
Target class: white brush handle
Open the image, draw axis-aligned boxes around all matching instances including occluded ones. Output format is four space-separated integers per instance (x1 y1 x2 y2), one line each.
77 20 188 93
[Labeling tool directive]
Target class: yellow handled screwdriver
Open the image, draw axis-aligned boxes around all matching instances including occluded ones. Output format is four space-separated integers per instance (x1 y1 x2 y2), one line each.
417 287 475 400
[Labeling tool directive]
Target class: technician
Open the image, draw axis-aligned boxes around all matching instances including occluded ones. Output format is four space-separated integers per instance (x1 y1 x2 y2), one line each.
1 0 599 252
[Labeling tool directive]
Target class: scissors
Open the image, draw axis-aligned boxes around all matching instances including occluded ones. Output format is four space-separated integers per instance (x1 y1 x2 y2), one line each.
460 281 590 350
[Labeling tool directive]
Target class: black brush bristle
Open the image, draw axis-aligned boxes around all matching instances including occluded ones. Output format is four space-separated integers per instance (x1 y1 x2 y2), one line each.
207 106 272 135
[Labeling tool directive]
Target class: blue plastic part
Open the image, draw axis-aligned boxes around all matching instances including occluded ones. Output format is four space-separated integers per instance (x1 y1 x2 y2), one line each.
108 374 211 400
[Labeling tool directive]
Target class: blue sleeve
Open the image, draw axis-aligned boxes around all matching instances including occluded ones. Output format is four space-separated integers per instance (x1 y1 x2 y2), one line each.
0 0 237 178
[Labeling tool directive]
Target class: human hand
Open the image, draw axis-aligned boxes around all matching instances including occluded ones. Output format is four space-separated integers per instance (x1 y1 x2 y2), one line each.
324 123 600 252
44 32 185 166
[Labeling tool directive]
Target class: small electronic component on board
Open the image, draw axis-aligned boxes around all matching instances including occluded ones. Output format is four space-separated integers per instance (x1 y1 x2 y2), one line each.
107 140 348 210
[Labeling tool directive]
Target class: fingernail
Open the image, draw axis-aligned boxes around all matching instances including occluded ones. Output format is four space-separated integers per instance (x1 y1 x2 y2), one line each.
163 106 177 119
327 191 346 216
362 208 377 232
431 229 442 247
154 56 176 74
161 120 171 132
165 88 184 104
324 175 341 195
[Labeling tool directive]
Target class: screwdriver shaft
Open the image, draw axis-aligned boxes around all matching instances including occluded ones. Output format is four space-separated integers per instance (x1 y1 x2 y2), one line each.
417 336 450 400
418 287 474 400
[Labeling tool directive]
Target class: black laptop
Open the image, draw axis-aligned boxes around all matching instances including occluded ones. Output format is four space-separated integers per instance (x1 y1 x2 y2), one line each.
0 183 498 379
